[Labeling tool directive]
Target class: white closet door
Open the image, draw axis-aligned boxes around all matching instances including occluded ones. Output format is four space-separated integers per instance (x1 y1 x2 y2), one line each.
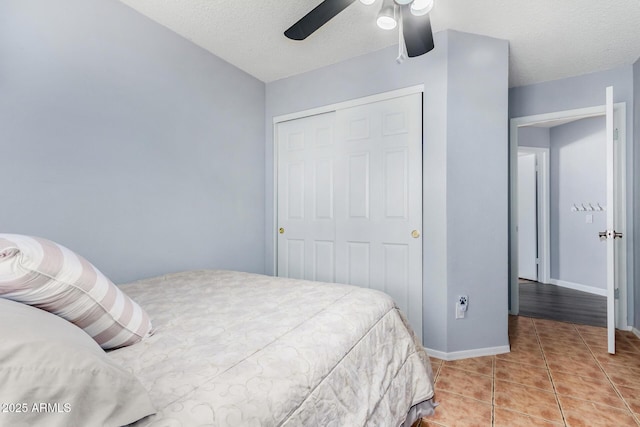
276 93 423 340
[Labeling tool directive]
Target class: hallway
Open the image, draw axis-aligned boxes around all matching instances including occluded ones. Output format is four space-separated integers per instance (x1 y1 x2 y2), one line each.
519 279 606 327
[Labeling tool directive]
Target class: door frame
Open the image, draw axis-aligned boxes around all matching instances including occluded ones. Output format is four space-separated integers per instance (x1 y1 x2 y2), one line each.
509 103 629 330
271 85 425 274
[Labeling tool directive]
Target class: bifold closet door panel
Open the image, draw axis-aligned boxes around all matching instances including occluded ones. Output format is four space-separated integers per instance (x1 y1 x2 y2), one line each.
277 112 337 282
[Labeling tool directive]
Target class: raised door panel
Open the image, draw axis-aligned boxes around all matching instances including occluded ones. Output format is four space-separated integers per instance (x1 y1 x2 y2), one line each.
346 241 370 287
286 161 305 220
285 239 305 279
314 158 334 220
383 148 409 219
347 153 370 219
383 243 409 312
314 240 335 282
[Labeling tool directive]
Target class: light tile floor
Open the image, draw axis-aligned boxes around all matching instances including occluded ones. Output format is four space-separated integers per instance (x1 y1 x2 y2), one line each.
421 315 640 427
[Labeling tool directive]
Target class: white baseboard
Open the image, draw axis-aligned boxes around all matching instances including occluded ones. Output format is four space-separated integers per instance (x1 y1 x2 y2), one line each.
425 345 510 361
548 279 606 296
633 327 640 340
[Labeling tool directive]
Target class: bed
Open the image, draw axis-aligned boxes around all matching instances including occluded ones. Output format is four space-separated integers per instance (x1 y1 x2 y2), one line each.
0 234 435 426
111 270 436 426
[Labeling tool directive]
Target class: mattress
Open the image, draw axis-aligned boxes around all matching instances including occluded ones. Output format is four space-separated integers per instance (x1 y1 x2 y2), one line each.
109 270 435 426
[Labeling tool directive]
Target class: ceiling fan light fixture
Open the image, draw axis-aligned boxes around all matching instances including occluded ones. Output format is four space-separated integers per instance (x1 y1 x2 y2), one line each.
359 0 376 5
393 0 413 4
410 0 434 16
377 0 397 30
376 15 397 30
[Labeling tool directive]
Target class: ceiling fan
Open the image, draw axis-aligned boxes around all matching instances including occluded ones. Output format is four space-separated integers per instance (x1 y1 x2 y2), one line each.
284 0 435 59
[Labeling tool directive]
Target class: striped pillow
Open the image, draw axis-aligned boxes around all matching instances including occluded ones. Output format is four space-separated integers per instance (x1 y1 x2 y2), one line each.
0 234 153 350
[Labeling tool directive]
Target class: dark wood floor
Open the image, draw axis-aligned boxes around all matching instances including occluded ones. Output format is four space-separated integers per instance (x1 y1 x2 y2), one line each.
518 279 607 327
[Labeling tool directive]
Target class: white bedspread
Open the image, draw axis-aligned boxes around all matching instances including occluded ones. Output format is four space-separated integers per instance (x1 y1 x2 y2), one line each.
109 270 435 426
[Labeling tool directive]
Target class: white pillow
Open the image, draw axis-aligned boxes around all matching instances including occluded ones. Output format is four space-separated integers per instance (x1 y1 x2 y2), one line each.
0 234 152 349
0 297 155 427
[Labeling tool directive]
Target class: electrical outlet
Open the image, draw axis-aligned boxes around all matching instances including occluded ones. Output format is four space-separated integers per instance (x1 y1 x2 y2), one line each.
456 295 468 319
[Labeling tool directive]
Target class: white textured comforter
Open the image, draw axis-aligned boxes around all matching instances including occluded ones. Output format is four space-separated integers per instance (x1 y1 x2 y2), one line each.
109 270 435 426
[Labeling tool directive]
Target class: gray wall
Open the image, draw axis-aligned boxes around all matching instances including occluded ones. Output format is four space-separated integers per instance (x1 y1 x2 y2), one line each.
634 57 640 328
510 65 635 326
266 30 509 354
549 117 606 290
444 32 509 353
518 127 550 149
0 0 266 283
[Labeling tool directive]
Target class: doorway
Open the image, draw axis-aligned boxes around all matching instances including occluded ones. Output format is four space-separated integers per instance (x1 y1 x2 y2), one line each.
509 103 628 331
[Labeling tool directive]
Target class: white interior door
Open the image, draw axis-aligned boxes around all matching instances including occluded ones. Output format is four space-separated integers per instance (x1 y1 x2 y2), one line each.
276 93 423 340
517 152 538 281
604 86 617 354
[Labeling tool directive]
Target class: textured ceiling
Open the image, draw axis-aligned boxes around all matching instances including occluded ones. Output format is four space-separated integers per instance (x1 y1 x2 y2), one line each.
117 0 640 87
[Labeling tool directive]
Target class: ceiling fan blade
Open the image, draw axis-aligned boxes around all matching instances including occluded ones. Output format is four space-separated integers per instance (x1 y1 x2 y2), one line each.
285 0 357 40
401 8 435 57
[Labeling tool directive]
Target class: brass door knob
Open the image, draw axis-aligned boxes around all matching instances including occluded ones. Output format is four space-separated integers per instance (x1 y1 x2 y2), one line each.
411 230 420 238
279 227 285 234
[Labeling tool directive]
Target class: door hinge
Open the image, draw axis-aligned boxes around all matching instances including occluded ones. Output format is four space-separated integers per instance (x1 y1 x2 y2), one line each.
535 258 540 265
614 128 619 141
614 288 620 299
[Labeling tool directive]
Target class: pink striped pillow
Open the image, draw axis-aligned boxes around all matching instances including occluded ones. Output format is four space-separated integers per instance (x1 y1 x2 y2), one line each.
0 234 153 350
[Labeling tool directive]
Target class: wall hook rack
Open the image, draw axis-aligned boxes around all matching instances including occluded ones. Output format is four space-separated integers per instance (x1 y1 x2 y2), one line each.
571 202 605 212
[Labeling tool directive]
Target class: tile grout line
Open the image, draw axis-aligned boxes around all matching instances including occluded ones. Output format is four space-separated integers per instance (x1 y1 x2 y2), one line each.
491 355 496 426
533 319 569 427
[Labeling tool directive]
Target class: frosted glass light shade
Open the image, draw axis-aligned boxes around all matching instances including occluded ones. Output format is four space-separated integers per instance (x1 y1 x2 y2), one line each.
411 0 434 16
377 0 397 30
376 15 397 29
359 0 376 5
